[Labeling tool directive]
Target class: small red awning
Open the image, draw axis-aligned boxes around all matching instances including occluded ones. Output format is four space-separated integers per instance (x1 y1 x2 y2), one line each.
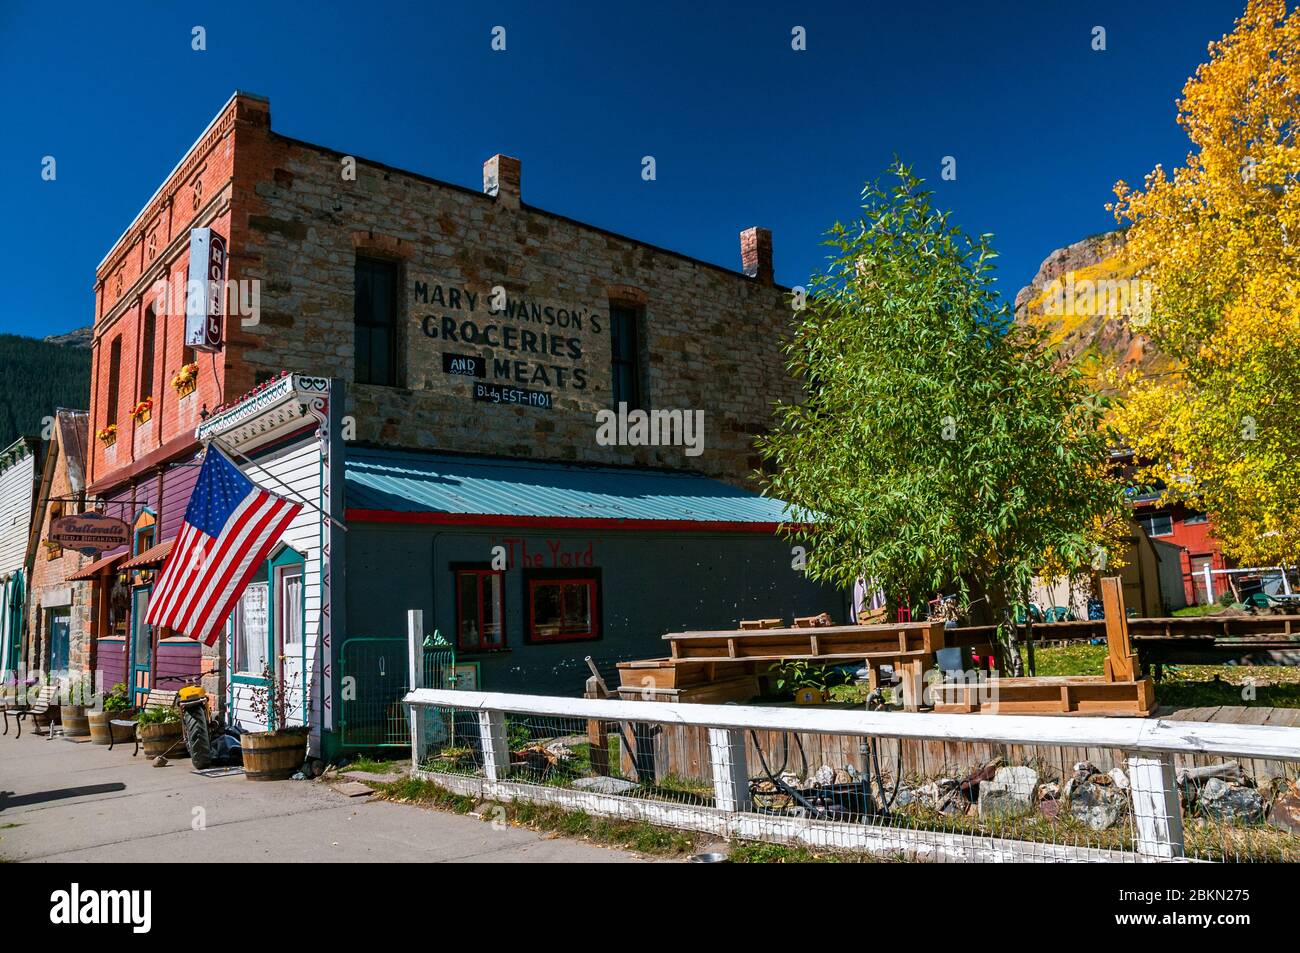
121 539 173 570
67 551 127 582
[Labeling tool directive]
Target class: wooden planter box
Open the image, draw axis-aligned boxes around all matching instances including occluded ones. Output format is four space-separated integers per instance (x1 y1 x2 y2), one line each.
88 710 136 745
241 729 308 781
138 721 183 759
60 705 90 736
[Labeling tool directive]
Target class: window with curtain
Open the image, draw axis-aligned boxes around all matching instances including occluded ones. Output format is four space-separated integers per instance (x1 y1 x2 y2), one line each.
235 582 269 676
280 570 304 652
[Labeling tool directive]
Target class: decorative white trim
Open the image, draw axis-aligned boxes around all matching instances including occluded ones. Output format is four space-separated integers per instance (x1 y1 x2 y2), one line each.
196 373 331 453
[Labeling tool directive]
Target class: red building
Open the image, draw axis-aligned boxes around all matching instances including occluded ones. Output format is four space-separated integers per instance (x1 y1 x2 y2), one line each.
1114 448 1231 606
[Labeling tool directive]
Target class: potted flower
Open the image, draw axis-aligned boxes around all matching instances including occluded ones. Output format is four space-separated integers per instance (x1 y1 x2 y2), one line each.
135 704 183 758
96 424 117 447
130 396 153 424
241 666 308 781
172 362 199 398
88 682 136 745
59 677 94 737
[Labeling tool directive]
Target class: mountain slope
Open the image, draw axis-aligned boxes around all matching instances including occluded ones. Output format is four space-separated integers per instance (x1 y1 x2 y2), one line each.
0 333 92 448
1014 230 1174 391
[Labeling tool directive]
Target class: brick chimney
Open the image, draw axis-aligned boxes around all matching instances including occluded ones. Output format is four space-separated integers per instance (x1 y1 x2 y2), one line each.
740 227 773 285
483 154 521 209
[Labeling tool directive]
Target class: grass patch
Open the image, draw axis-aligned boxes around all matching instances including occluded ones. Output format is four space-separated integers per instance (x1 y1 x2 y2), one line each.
728 840 895 863
1172 603 1233 617
506 800 703 857
339 754 407 775
370 775 477 814
1022 642 1107 677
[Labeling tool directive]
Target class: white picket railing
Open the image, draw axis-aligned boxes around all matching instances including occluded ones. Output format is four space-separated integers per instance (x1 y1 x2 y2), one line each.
404 684 1300 863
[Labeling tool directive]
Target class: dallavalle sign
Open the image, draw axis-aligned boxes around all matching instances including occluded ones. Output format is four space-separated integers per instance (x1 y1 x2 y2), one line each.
48 513 131 556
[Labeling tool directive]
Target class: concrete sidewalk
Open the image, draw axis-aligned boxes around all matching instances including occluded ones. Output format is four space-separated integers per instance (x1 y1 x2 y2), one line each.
0 730 641 863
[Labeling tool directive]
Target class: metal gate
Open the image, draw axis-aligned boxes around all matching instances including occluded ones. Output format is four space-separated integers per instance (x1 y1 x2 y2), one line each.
338 635 456 748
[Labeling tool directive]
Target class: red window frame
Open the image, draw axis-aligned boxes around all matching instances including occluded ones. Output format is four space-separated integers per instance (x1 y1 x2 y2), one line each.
454 568 505 652
526 576 599 644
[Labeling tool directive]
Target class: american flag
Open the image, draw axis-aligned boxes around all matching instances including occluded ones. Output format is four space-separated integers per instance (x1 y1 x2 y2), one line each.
146 445 303 646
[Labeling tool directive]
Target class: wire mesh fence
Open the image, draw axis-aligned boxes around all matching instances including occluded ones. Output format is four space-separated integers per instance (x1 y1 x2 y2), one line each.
338 637 458 748
407 691 1300 862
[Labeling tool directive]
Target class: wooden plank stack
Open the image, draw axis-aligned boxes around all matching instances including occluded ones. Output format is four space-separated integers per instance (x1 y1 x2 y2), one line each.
931 577 1157 716
616 620 961 711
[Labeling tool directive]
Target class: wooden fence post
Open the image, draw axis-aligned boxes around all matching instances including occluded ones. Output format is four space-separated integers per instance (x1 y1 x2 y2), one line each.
1127 755 1185 860
478 710 510 781
708 727 751 813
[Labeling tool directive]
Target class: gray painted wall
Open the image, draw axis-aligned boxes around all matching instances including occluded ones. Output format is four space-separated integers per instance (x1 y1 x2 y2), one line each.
344 524 848 696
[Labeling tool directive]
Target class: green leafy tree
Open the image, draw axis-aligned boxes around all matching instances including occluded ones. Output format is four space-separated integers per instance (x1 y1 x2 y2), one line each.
758 163 1125 673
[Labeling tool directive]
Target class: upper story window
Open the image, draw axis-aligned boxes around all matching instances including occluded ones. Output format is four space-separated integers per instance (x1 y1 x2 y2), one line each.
1184 511 1209 525
1140 513 1174 538
105 336 123 427
354 257 399 386
609 304 643 410
139 306 157 403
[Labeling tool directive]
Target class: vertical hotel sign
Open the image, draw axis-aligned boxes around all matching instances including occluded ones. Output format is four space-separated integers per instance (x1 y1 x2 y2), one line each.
184 228 227 352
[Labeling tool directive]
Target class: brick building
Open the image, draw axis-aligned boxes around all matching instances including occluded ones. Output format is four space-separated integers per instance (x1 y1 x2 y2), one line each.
83 91 842 750
24 410 94 676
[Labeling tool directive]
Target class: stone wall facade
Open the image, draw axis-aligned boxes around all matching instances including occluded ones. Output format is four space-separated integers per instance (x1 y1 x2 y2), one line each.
223 95 797 485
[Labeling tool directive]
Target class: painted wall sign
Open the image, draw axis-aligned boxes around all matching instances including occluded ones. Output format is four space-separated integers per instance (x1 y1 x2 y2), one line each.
48 513 132 556
498 537 596 569
415 281 601 395
184 227 227 352
442 352 485 378
472 382 553 410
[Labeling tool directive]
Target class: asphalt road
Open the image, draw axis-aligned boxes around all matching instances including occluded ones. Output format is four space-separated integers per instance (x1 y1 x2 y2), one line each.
0 727 639 863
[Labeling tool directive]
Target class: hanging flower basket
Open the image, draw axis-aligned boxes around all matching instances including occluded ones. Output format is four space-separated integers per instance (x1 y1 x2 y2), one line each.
172 362 199 398
96 425 117 447
130 397 153 424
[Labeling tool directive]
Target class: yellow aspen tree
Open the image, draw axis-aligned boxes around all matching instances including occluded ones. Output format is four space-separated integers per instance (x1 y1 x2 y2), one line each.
1110 0 1300 565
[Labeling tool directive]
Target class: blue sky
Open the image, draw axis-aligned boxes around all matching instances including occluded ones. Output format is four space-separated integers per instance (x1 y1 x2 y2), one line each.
0 0 1243 339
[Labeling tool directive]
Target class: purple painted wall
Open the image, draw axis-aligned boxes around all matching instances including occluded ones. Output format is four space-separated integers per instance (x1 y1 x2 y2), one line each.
96 639 126 691
159 456 200 543
154 640 201 690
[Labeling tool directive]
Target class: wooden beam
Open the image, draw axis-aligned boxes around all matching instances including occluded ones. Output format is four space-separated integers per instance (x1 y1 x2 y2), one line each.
1101 576 1138 683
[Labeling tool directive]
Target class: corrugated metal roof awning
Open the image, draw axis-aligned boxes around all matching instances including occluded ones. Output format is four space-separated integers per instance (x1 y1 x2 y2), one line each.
344 449 798 527
67 551 127 581
121 539 173 570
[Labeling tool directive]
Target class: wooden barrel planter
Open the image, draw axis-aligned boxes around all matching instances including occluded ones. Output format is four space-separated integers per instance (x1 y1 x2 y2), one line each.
60 705 90 737
88 710 136 745
241 729 308 781
139 721 184 759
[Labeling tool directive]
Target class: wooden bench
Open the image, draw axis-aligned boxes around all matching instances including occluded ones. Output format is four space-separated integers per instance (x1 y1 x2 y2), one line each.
110 689 178 756
3 686 59 738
